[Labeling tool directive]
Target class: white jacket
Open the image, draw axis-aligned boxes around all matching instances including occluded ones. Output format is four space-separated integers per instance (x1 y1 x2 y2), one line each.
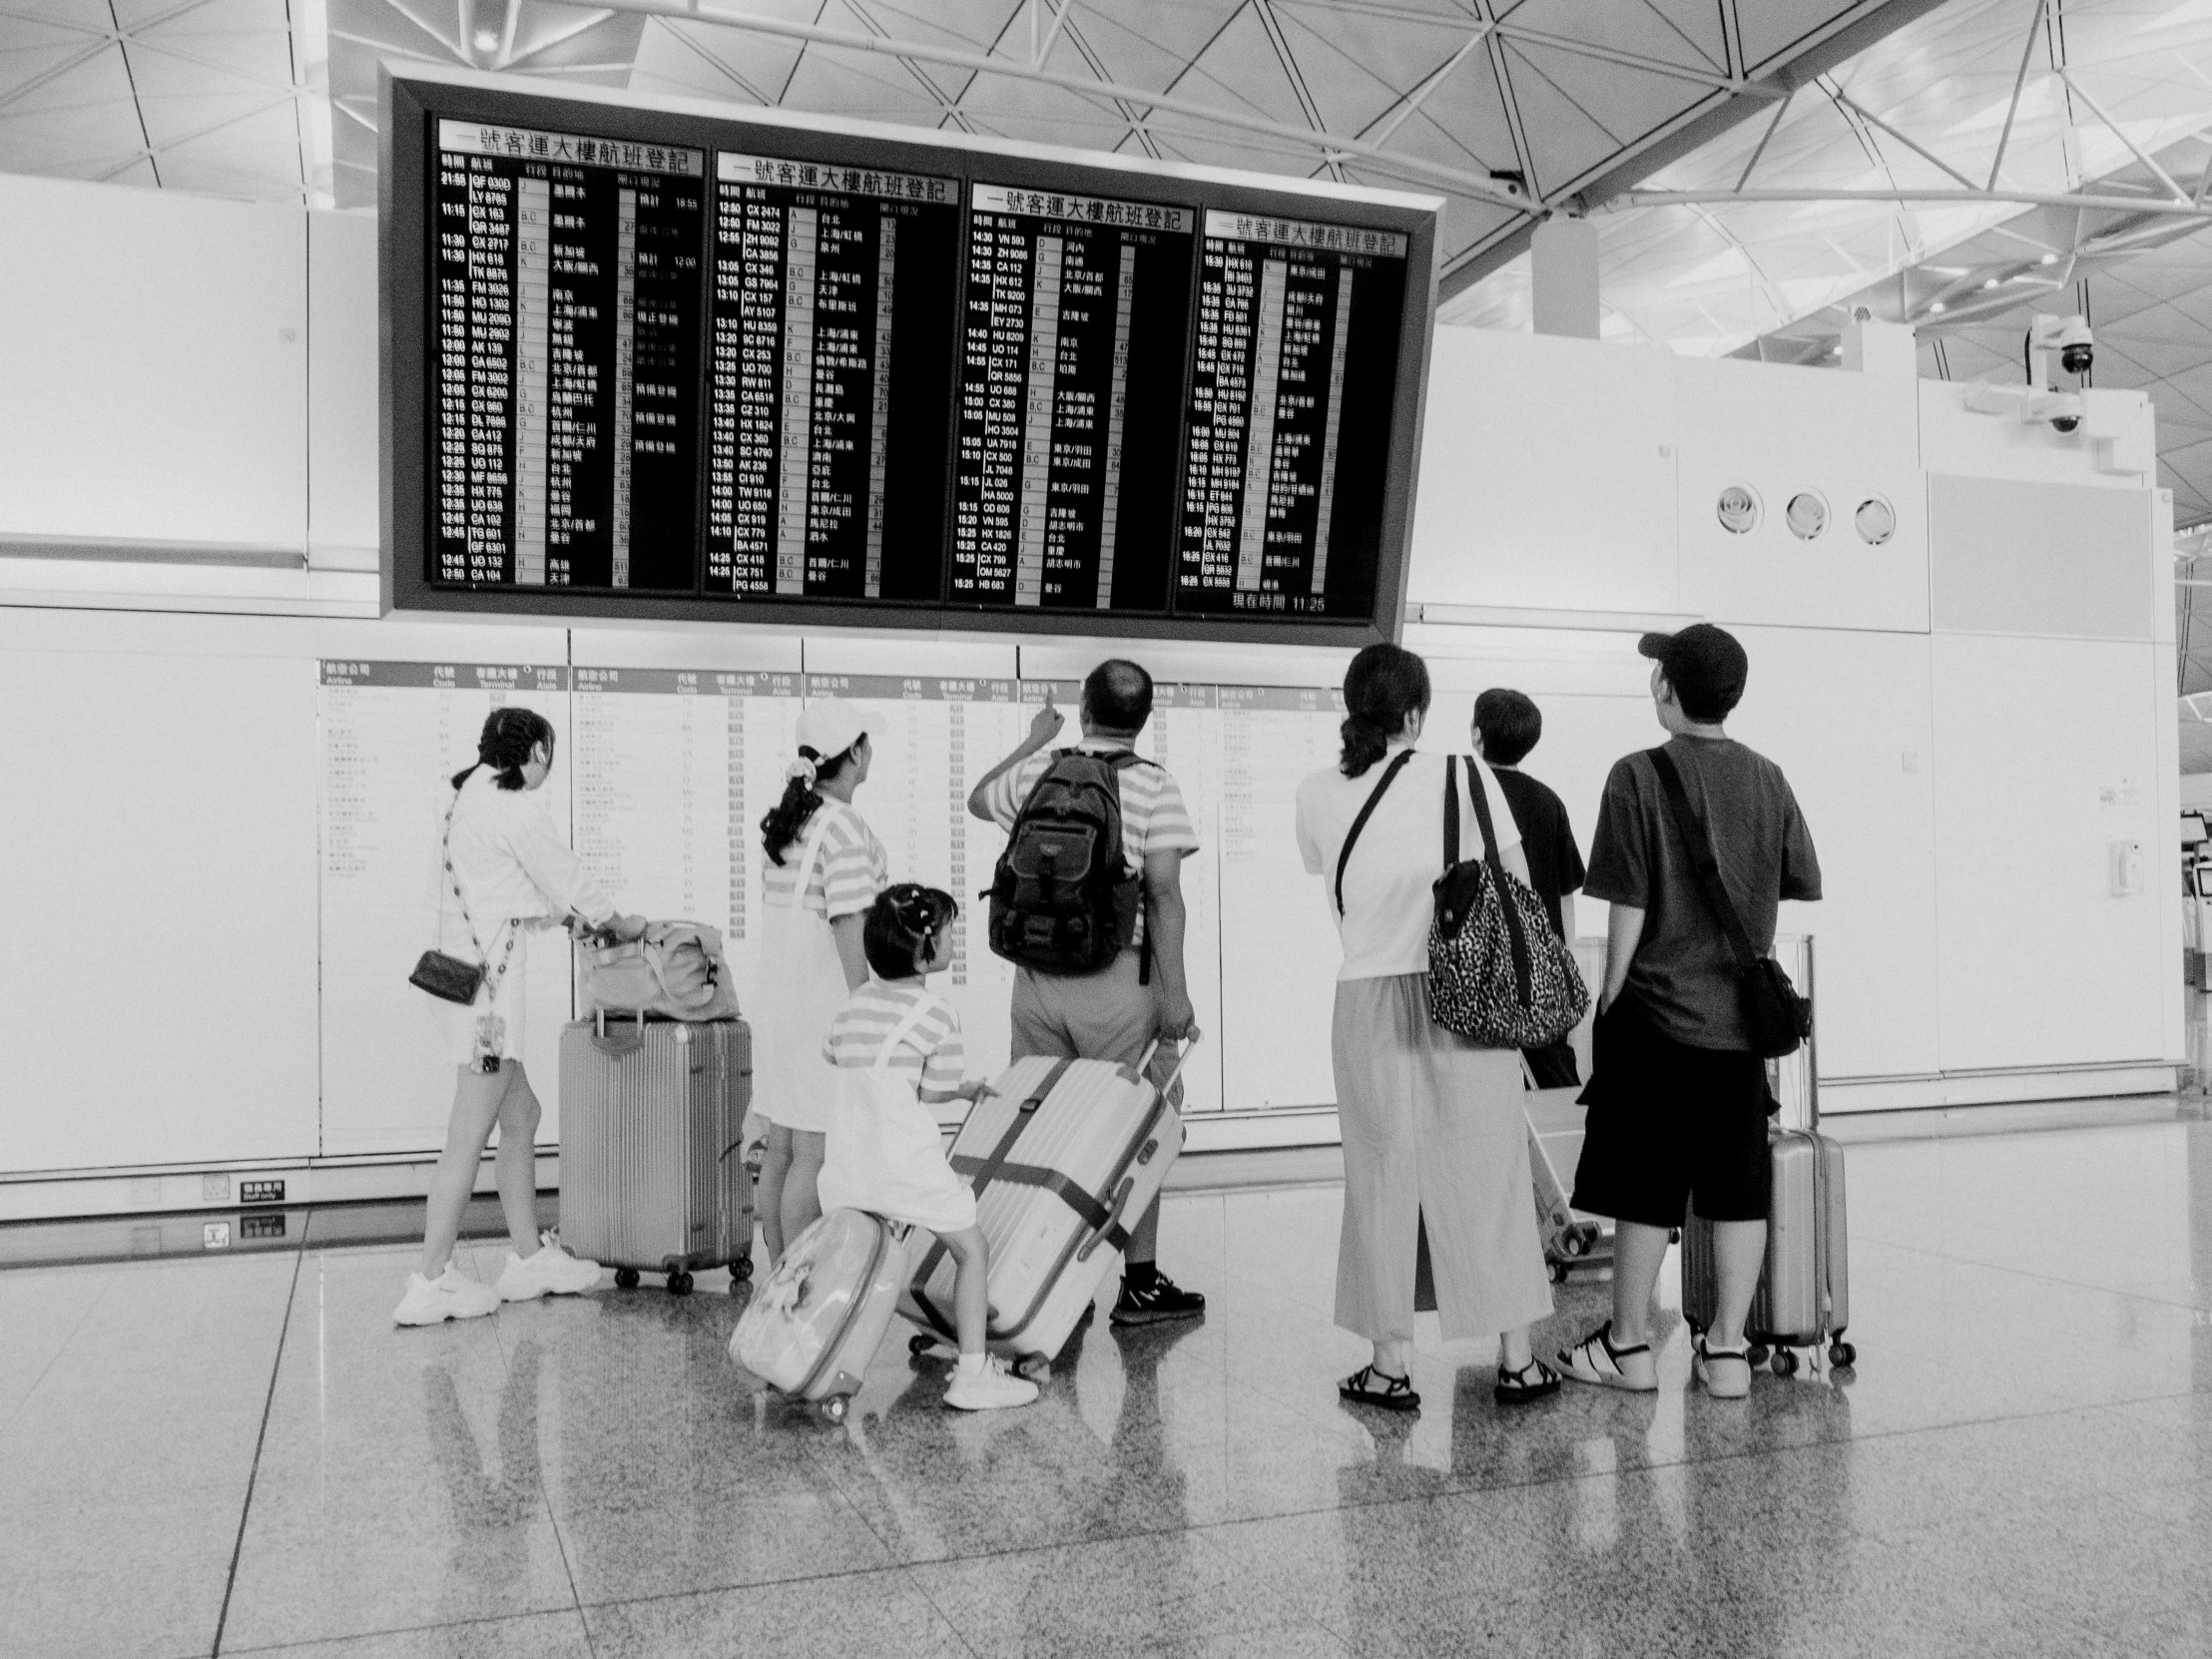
441 766 614 933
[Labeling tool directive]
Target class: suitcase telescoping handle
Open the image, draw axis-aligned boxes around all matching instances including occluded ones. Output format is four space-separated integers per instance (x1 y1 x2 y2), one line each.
591 1007 649 1058
1132 1029 1203 1100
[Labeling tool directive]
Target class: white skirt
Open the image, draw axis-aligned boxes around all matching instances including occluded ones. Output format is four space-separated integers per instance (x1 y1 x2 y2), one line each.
432 925 533 1068
818 1066 978 1235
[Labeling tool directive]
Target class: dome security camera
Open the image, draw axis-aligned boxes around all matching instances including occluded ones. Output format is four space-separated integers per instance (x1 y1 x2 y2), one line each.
2050 409 2082 434
2028 313 2093 380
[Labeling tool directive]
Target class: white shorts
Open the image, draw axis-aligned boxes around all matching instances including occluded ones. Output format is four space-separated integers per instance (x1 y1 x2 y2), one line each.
433 930 531 1068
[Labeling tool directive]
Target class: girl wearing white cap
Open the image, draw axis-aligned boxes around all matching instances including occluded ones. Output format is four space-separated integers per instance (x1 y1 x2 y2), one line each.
753 698 886 1263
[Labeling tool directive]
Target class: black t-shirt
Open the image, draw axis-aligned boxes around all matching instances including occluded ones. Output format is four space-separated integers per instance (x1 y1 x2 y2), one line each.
1489 768 1585 941
1584 736 1822 1051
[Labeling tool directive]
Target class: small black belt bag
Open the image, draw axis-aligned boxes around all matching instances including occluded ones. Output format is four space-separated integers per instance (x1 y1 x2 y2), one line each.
1647 748 1811 1060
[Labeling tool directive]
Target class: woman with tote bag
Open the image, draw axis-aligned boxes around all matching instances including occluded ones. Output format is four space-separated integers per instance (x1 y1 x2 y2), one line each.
1293 645 1560 1410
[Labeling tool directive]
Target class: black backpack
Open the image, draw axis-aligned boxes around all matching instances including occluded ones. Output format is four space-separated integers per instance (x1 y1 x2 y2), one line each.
986 749 1151 975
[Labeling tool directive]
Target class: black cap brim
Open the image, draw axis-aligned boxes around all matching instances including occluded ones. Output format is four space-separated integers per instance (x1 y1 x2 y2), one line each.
1637 632 1673 661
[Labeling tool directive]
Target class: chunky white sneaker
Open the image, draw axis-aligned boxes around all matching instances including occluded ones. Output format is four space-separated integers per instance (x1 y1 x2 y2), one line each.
1555 1321 1659 1392
496 1232 604 1302
944 1355 1039 1411
393 1264 500 1327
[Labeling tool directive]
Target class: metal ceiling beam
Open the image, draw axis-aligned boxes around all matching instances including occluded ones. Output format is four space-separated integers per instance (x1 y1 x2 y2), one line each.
1620 187 2212 217
514 0 1531 208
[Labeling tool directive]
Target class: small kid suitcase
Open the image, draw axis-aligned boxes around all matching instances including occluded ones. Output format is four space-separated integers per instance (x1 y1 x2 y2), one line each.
730 1208 908 1423
1526 1106 1609 1280
558 1013 753 1295
900 1040 1190 1369
1681 1077 1854 1374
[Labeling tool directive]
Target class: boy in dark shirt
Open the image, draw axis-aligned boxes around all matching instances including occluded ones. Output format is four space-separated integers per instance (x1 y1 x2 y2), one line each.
1472 689 1586 1087
1553 625 1822 1400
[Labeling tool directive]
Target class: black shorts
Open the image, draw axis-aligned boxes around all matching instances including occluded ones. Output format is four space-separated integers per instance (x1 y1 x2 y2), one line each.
1569 996 1773 1228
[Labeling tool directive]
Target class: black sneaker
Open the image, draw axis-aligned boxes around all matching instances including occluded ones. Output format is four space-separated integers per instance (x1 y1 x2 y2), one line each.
1110 1272 1206 1327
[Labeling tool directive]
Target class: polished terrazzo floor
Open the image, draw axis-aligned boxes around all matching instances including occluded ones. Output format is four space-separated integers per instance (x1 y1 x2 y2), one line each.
10 1107 2212 1659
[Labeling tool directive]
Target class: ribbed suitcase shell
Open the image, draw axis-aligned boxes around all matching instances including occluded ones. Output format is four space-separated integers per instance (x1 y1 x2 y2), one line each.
901 1053 1182 1362
731 1208 905 1403
1683 1126 1850 1349
558 1017 752 1275
1525 1088 1612 1277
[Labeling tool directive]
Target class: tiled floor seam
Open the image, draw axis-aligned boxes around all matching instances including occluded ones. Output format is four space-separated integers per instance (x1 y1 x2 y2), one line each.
215 1608 583 1657
208 1244 307 1659
0 1263 117 1436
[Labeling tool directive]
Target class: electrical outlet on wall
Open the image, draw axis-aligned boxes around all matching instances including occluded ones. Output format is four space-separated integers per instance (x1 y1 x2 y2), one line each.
2111 839 2145 896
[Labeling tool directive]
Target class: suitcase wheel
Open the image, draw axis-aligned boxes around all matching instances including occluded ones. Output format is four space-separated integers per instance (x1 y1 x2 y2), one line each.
1770 1349 1799 1378
667 1271 695 1296
818 1395 849 1425
1549 1262 1569 1284
614 1268 641 1291
1828 1341 1857 1370
732 1257 755 1282
1743 1342 1767 1367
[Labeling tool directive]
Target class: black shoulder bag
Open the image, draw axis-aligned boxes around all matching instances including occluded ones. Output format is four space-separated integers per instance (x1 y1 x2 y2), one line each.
1333 749 1416 915
409 784 515 1005
1647 747 1811 1059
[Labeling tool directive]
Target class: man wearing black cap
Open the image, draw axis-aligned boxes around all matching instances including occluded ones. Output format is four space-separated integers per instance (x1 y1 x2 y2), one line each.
1553 624 1822 1401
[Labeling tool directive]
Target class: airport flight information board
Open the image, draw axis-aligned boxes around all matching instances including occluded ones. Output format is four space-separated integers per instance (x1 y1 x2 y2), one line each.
387 74 1438 643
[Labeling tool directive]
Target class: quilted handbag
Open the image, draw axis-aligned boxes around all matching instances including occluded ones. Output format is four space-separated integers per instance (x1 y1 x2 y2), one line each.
1425 755 1589 1048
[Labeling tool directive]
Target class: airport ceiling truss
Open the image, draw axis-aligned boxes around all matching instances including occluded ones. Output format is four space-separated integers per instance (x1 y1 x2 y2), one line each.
0 0 1942 291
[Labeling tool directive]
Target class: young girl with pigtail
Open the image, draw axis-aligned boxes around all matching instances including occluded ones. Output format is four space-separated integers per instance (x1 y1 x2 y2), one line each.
751 699 887 1264
817 885 1038 1411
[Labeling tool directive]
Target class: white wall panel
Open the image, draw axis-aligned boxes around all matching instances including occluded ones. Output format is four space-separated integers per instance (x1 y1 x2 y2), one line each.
1932 634 2166 1072
1409 327 1678 614
1676 355 1928 635
0 627 321 1172
1728 628 1941 1081
1928 474 2152 641
0 176 306 551
308 212 380 558
1920 380 2152 491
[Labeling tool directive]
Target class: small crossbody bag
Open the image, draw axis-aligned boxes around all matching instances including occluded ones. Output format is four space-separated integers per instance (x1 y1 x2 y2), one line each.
408 786 516 1006
1647 747 1811 1060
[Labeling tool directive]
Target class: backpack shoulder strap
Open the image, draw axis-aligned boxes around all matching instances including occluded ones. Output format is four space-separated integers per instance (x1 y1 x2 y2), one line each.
1334 748 1413 916
1647 747 1760 972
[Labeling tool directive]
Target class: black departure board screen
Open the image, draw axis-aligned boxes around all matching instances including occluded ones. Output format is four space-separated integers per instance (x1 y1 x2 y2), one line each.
704 154 960 603
386 73 1438 644
430 119 704 590
1177 211 1408 618
949 185 1192 613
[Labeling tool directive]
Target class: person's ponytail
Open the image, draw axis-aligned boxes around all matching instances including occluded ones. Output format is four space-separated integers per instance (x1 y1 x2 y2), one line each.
1339 644 1430 778
760 740 863 864
454 707 555 792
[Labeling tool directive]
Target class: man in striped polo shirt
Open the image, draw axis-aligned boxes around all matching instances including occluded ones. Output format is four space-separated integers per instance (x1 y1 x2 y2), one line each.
969 658 1206 1327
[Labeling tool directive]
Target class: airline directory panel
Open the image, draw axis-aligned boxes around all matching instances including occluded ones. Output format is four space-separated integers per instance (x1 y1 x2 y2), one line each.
947 185 1193 614
400 81 1432 638
1175 211 1409 619
429 120 706 591
703 155 962 603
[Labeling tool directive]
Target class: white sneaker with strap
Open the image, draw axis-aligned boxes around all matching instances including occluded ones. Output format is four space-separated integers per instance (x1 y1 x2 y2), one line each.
392 1264 500 1327
1555 1321 1659 1391
944 1354 1039 1411
496 1232 605 1302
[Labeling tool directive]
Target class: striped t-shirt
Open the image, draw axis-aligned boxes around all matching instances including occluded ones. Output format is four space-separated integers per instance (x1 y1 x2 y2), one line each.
761 799 887 920
978 740 1199 949
822 981 966 1105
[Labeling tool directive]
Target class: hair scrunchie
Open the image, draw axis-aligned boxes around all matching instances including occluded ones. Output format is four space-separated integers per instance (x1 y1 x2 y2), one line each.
785 753 819 786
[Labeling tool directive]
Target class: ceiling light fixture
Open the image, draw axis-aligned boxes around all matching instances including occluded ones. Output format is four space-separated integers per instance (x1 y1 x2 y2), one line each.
2040 253 2059 266
1930 300 1947 314
1982 276 2000 289
474 27 498 48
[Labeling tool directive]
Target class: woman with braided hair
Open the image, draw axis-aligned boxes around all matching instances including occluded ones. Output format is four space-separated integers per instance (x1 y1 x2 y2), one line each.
394 706 648 1329
752 698 887 1264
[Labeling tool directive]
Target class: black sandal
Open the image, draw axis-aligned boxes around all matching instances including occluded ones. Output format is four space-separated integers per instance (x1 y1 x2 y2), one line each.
1493 1356 1562 1405
1339 1364 1421 1411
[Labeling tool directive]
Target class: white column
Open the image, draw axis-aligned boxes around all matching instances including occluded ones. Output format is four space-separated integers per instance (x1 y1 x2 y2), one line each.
1531 215 1599 339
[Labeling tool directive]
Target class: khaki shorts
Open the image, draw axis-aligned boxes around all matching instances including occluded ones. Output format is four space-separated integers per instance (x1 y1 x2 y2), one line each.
1010 949 1180 1102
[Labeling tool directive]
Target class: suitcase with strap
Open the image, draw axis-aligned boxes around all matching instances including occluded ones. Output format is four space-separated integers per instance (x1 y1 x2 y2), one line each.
900 1039 1192 1370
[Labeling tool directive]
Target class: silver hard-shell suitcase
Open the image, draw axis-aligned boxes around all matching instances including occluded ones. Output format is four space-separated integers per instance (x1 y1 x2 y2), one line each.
559 1013 754 1295
1681 1067 1853 1374
900 1040 1189 1367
